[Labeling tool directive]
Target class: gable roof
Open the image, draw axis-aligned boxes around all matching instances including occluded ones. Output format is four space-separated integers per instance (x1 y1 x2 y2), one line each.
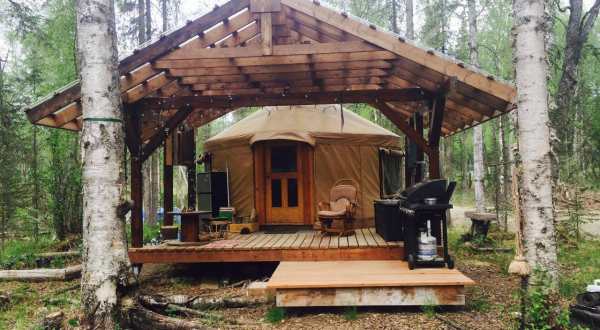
204 104 400 149
24 0 516 140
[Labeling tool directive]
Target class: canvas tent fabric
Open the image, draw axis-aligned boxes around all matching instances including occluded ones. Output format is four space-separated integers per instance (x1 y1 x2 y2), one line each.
204 105 400 150
206 105 401 225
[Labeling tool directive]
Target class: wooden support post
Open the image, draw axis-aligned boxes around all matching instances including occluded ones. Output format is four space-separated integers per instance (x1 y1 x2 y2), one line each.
131 155 143 247
126 108 144 248
428 94 446 179
260 13 273 55
163 134 174 226
183 128 196 210
414 112 424 183
405 117 415 188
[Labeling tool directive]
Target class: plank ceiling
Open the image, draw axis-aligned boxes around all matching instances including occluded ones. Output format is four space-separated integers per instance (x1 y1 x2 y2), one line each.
25 0 516 142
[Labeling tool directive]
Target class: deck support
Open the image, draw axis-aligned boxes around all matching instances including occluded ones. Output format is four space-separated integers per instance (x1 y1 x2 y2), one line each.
163 134 174 226
428 93 446 179
127 108 144 248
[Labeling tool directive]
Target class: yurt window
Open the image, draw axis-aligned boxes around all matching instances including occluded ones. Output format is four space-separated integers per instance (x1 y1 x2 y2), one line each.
270 145 297 173
379 148 404 197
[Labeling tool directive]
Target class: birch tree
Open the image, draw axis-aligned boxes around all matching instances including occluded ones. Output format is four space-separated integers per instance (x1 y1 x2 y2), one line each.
405 0 414 39
554 0 600 158
512 0 558 283
76 0 130 326
468 0 486 212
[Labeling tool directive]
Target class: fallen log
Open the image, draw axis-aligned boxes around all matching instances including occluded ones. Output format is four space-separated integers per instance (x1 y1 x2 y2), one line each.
36 251 80 259
41 311 64 330
189 296 267 309
0 265 82 281
122 298 209 330
139 294 268 310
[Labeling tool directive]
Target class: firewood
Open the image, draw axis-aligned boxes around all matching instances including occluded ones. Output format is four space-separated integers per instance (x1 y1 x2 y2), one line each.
0 265 82 281
41 311 64 330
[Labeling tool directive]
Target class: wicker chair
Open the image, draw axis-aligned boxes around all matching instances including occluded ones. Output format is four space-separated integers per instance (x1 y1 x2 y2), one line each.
317 179 359 236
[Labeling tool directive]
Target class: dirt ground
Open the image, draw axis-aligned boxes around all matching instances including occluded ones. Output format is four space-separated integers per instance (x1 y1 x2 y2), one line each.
135 255 520 330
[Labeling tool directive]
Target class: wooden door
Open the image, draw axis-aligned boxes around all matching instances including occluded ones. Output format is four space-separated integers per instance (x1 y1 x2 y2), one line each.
265 142 304 224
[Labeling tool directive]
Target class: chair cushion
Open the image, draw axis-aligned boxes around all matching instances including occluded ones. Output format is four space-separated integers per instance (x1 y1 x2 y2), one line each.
330 198 350 212
318 209 347 217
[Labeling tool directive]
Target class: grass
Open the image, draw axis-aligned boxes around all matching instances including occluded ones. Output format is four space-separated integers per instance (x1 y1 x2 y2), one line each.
421 303 437 318
264 306 286 324
558 239 600 298
343 306 359 321
465 287 491 312
0 281 81 330
0 236 59 270
448 227 514 276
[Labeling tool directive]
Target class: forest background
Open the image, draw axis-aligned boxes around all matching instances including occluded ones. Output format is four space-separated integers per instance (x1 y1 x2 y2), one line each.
0 0 599 247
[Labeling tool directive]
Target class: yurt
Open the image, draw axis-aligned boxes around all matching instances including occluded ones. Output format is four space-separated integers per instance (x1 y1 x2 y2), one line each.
204 105 403 228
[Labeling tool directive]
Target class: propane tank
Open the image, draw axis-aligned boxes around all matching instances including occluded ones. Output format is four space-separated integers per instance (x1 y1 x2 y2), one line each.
417 220 437 261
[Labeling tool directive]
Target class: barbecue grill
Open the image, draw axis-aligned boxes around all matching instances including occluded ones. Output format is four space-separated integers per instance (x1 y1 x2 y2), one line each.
397 179 456 270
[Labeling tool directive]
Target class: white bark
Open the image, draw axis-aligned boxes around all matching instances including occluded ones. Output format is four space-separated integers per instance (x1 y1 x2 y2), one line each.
468 0 486 213
76 0 130 327
512 0 558 284
405 0 414 39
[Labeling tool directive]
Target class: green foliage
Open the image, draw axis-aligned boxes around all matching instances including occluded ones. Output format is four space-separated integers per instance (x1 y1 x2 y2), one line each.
343 306 359 321
0 236 55 269
558 239 600 298
421 302 437 318
523 272 572 330
465 287 491 312
264 306 286 324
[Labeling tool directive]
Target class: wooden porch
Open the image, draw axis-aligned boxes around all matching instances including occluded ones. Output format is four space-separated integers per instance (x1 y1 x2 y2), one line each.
129 227 403 264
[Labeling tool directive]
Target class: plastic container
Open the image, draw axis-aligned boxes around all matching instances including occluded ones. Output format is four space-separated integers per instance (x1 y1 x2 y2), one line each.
587 279 600 293
374 199 403 241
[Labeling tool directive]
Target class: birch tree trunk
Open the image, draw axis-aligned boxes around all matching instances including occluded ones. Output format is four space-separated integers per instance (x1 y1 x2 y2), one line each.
405 0 414 39
512 0 558 284
554 0 600 156
468 0 485 212
76 0 130 327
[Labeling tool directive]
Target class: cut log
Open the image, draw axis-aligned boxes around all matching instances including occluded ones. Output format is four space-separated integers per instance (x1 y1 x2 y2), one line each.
36 251 81 259
122 298 208 330
189 296 267 309
41 311 64 330
0 265 82 281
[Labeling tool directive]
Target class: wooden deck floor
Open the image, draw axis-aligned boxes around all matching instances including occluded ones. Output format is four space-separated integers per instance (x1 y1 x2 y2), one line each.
129 228 403 264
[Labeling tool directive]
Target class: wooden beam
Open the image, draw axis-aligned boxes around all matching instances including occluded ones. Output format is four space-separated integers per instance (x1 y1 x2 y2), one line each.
180 68 388 85
124 73 174 103
120 0 250 73
250 0 281 13
26 1 250 125
138 88 428 110
281 0 516 104
190 77 384 92
159 41 379 60
428 96 445 179
169 60 392 77
154 50 396 69
141 105 194 161
163 134 174 226
260 13 273 55
161 9 256 61
370 101 433 156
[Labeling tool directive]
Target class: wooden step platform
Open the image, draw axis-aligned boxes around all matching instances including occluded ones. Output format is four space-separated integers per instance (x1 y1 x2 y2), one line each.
267 261 475 307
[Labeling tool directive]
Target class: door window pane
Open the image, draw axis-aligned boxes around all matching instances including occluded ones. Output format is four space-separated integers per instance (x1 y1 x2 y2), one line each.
271 146 297 173
271 179 282 207
288 178 298 207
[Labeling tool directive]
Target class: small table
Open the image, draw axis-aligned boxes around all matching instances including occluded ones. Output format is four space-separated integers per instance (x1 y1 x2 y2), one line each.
168 211 211 242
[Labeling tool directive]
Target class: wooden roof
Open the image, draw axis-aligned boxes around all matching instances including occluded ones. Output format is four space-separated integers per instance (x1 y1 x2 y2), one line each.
25 0 516 141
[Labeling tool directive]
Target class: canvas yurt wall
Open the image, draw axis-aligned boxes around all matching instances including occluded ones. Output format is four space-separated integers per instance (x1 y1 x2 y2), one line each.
204 105 402 227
